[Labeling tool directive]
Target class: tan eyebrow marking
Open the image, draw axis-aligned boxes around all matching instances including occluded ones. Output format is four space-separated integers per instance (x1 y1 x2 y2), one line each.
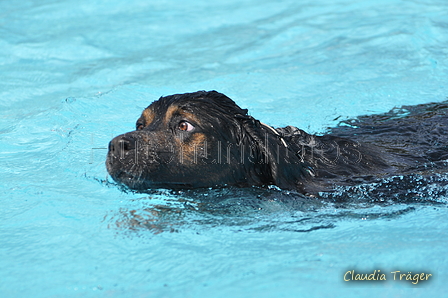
164 105 180 124
164 105 201 125
142 108 155 126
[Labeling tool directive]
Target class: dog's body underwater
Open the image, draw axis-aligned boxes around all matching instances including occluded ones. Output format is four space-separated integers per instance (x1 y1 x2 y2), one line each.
106 91 448 194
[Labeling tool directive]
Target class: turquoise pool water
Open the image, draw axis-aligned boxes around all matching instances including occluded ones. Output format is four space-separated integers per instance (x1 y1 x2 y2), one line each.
1 0 448 297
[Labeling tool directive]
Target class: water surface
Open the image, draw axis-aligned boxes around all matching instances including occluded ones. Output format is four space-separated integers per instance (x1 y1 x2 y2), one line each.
1 0 448 297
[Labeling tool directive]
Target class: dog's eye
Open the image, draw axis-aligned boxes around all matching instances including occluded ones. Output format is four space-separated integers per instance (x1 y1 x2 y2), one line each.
136 123 144 130
179 121 194 132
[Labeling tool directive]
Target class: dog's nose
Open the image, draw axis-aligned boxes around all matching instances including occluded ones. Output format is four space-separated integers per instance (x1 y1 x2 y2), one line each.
108 135 137 157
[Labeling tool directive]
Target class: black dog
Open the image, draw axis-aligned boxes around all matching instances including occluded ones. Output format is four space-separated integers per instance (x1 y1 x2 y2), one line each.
106 91 448 194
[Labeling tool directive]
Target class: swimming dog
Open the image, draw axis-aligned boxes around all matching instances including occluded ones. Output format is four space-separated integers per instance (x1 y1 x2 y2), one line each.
106 91 448 194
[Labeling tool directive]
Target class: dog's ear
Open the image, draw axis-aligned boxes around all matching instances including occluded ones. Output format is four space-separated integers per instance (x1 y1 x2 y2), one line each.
235 114 311 190
234 114 287 186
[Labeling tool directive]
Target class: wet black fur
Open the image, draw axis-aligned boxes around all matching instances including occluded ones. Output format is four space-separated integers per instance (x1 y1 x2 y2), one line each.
106 91 448 194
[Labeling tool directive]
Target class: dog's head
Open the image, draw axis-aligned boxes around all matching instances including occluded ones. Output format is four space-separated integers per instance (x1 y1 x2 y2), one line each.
106 91 306 191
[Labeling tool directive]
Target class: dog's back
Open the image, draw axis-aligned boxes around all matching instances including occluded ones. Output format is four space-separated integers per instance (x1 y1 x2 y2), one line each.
278 101 448 193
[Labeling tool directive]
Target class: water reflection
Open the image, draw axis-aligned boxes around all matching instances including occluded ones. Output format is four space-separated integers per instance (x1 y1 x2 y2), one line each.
103 174 447 234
